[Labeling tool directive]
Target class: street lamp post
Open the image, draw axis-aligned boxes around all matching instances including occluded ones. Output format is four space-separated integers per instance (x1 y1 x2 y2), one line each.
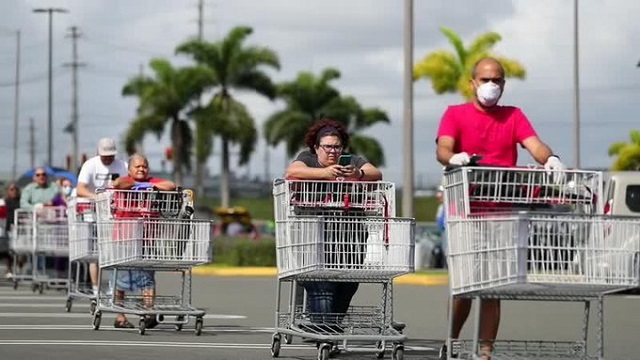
402 0 415 217
33 7 68 167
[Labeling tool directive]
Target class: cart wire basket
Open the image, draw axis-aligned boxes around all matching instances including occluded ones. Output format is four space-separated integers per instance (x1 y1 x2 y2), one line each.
442 166 640 360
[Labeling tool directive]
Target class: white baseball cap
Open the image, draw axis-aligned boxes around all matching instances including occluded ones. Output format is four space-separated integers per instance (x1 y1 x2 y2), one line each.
97 138 117 156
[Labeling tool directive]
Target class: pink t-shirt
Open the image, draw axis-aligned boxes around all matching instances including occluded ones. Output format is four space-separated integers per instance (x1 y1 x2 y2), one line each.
437 103 537 166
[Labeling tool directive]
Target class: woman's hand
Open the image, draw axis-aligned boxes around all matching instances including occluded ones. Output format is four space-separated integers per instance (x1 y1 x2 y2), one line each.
324 165 347 179
341 165 360 179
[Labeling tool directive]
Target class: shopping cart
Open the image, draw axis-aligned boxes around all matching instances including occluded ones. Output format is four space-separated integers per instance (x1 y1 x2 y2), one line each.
32 206 69 294
271 179 415 360
66 199 98 313
8 209 35 290
91 188 212 335
442 166 640 359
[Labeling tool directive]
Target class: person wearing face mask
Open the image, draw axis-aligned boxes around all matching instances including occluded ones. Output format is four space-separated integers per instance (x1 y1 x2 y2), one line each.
435 57 565 360
52 178 75 207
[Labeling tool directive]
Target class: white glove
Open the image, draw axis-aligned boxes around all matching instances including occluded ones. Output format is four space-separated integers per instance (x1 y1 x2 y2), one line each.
449 152 471 166
544 156 565 183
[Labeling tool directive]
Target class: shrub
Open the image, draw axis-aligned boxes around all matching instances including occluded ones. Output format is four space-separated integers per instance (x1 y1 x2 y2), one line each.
213 236 276 266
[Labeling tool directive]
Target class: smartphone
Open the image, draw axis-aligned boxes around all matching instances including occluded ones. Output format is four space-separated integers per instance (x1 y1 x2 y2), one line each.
338 154 352 166
111 173 120 181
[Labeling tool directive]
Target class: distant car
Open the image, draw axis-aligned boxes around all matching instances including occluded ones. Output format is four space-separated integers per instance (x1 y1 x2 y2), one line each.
414 222 445 270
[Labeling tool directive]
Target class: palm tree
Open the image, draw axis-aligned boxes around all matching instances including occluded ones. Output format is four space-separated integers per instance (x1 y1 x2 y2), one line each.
608 130 640 170
413 26 526 100
263 68 390 166
122 58 213 184
176 26 280 207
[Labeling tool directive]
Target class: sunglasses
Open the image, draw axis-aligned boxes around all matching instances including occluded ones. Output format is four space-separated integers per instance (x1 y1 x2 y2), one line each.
35 173 47 177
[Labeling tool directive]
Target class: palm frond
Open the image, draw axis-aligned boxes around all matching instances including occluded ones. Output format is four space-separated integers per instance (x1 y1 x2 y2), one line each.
439 26 467 68
413 51 460 94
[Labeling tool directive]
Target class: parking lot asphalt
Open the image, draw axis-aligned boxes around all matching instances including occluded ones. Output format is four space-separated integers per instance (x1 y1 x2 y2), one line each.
0 272 638 360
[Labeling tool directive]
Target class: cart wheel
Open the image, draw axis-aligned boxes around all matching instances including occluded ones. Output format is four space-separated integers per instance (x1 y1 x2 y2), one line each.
12 280 18 290
284 333 293 345
194 317 203 336
317 343 331 360
392 344 404 360
38 283 44 294
31 283 37 293
89 300 97 315
138 318 146 335
271 333 281 357
175 316 184 331
65 298 72 313
158 314 164 322
92 311 101 330
375 340 386 359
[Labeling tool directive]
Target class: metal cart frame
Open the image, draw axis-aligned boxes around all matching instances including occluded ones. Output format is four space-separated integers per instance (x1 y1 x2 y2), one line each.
271 179 415 360
91 188 212 335
442 166 640 360
66 199 98 313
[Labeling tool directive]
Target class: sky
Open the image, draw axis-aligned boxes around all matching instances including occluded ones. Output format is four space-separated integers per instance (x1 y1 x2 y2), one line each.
0 0 638 186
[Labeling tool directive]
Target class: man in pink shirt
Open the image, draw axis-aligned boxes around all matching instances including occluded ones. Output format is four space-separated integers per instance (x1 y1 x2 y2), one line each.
436 57 565 359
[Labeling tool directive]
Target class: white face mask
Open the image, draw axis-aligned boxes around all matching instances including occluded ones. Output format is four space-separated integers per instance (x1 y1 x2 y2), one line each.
63 186 72 196
476 81 502 107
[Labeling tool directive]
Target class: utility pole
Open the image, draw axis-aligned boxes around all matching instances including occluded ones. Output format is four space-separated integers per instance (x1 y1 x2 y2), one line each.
198 0 204 39
29 117 35 169
402 0 415 218
12 30 21 180
194 0 206 195
573 0 581 168
64 26 85 174
33 7 68 166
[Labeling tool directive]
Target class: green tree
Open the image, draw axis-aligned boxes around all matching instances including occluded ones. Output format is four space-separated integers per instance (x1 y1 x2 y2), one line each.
413 26 526 100
176 26 280 207
608 130 640 170
263 68 390 166
122 58 213 184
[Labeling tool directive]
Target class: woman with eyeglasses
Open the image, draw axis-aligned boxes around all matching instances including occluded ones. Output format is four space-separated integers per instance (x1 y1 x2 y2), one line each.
2 183 21 278
285 118 382 332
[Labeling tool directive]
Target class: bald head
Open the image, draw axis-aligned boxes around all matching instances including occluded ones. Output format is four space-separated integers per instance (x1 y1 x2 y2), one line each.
128 154 150 181
471 58 505 79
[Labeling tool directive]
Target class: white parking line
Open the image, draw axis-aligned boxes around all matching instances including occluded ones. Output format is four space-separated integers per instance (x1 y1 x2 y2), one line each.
0 303 88 307
0 324 272 332
0 296 67 300
0 339 436 352
0 312 246 319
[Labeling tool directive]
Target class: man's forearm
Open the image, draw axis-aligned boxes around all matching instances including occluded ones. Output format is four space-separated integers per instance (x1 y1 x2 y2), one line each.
436 148 454 166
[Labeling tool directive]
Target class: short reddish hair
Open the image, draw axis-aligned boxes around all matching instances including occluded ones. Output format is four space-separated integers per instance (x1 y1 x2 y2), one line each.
304 118 350 154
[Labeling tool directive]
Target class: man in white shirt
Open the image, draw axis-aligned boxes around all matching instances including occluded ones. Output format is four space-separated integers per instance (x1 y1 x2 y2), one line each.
76 138 128 295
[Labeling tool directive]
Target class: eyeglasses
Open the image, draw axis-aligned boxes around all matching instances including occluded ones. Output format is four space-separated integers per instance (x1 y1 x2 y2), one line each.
35 173 47 177
8 188 17 191
318 144 343 152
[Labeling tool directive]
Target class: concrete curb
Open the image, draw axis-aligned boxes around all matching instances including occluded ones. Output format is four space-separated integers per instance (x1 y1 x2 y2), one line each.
192 267 448 287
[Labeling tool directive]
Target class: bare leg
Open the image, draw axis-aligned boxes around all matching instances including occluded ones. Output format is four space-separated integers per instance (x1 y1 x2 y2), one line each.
450 297 473 338
89 262 98 289
142 288 155 309
115 289 127 323
478 299 500 357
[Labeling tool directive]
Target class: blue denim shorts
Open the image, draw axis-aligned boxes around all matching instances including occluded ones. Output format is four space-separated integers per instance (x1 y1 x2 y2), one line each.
113 270 155 291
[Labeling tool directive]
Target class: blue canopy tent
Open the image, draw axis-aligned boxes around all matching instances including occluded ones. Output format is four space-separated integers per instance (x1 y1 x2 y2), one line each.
19 166 78 186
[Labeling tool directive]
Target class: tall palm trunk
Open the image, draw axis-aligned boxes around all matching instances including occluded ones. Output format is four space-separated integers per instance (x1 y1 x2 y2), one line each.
220 137 230 207
171 117 184 186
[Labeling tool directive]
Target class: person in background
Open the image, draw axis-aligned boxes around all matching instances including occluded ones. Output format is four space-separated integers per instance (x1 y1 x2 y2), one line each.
2 183 21 278
76 138 128 296
285 118 382 329
435 57 565 360
52 178 75 207
20 168 59 210
109 154 176 329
